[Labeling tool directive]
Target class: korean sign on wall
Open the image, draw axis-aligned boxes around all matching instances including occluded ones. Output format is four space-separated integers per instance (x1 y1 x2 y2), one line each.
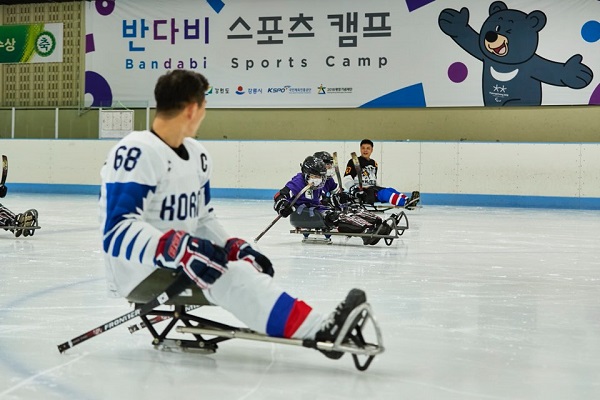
84 0 600 108
0 23 63 64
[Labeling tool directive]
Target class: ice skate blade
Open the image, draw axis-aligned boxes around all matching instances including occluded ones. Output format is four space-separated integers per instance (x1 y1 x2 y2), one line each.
301 237 333 245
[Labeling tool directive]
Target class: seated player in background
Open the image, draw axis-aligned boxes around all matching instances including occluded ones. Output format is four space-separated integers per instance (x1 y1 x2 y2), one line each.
312 151 351 209
273 154 391 244
99 69 372 360
343 139 420 210
0 169 39 238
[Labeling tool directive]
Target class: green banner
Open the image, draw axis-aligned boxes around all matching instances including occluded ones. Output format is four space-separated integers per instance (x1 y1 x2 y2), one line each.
0 23 62 64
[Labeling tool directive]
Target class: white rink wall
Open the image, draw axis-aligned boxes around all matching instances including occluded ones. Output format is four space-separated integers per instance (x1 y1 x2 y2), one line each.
2 139 600 209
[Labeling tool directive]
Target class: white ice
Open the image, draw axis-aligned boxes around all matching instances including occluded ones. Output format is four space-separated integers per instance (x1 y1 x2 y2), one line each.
1 194 599 400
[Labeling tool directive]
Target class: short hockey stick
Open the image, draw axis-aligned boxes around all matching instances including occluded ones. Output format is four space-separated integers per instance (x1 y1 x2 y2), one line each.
350 152 364 190
1 155 7 187
254 182 312 243
57 271 191 353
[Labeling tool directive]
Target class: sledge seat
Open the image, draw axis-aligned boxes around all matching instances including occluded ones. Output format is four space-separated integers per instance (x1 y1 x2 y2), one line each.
127 268 210 306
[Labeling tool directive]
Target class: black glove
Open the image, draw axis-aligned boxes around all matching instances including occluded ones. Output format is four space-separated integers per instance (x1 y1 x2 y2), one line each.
0 185 6 198
323 210 341 228
225 238 274 277
274 197 293 217
348 185 365 201
331 191 351 208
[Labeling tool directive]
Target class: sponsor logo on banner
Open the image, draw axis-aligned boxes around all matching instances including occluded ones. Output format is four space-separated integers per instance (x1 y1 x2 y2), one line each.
206 87 230 95
317 84 353 94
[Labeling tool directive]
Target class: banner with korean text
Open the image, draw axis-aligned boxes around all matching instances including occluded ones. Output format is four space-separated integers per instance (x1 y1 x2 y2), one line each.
0 23 63 64
84 0 600 108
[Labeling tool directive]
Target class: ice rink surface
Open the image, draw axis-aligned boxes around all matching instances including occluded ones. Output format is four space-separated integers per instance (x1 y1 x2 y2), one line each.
1 194 599 400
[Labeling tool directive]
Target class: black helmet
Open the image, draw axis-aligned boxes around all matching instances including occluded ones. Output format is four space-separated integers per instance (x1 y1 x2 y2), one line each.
313 151 333 165
301 156 327 188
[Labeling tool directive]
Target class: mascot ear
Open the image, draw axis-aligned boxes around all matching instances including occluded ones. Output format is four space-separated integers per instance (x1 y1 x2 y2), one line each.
489 1 507 15
527 10 547 32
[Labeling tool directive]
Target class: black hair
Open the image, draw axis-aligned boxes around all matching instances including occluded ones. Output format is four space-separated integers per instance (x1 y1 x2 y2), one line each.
154 70 209 116
360 139 374 147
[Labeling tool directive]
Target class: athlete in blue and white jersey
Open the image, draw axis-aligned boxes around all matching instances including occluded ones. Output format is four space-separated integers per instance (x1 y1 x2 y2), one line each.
100 129 221 297
100 70 368 358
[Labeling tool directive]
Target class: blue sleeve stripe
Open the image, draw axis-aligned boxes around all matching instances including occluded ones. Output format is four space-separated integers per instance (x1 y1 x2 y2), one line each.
204 181 211 205
112 224 132 258
266 293 294 337
103 230 116 253
139 238 150 263
103 182 155 236
126 230 142 261
103 182 155 258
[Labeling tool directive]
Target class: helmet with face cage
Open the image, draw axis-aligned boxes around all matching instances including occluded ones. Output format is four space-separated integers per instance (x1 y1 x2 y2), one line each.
313 151 334 177
301 156 327 189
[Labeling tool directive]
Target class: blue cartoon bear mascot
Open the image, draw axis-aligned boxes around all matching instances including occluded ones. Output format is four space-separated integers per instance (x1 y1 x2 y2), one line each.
438 1 593 105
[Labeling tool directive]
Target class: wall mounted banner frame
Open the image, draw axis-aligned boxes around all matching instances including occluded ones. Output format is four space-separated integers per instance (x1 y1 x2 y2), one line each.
0 23 63 64
84 0 600 108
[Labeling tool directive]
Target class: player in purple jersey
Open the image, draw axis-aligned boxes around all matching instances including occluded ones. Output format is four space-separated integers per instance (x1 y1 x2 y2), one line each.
274 155 386 241
312 151 352 209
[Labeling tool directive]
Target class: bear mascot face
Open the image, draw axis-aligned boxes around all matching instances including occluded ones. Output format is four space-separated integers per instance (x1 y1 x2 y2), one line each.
479 1 547 65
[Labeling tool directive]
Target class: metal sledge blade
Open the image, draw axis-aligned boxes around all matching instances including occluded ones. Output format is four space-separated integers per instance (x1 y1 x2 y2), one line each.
176 303 384 371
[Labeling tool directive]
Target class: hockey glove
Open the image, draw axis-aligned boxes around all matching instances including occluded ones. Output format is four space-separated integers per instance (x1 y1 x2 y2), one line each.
331 191 351 208
274 197 293 217
155 229 228 289
225 238 274 277
349 185 366 202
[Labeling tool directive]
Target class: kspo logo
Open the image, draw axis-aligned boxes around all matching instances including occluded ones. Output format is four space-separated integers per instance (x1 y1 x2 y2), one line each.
160 191 202 221
267 86 291 93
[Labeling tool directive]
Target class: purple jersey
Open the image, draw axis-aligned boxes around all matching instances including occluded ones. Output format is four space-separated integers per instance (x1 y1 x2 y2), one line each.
284 173 339 211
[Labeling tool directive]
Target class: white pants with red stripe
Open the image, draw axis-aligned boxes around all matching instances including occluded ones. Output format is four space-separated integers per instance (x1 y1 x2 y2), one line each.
204 261 324 339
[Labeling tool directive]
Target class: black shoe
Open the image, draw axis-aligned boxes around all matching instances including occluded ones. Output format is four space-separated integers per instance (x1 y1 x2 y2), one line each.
315 288 367 359
404 191 420 210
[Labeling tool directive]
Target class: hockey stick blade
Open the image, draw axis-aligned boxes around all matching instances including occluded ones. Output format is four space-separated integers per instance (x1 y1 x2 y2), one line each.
350 152 364 190
254 182 313 243
57 272 191 353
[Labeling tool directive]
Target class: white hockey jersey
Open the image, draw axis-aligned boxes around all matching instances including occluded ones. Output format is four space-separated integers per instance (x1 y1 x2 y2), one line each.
99 130 229 297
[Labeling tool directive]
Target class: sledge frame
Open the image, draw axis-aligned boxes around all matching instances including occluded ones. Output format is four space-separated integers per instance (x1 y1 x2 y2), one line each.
291 211 409 246
93 269 383 371
2 225 41 231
